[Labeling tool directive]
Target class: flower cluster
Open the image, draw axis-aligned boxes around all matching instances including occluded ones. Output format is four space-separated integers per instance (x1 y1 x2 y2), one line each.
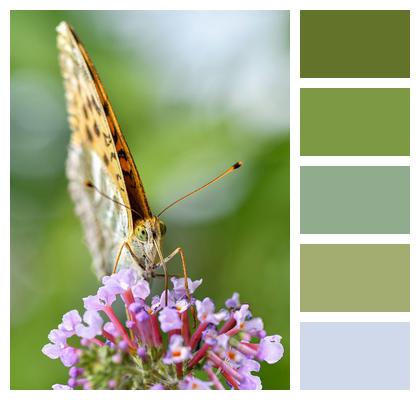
42 270 284 390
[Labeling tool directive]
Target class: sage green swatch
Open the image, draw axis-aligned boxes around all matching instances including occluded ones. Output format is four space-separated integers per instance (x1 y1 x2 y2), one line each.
300 10 410 78
300 89 410 156
300 167 410 234
301 244 410 312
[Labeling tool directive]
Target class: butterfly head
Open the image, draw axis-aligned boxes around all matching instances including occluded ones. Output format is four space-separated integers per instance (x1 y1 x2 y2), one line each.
129 217 167 275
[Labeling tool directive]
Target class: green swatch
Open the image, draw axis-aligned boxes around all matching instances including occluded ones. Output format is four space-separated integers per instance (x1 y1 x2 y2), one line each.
300 167 410 234
301 89 410 156
300 10 410 78
301 244 410 312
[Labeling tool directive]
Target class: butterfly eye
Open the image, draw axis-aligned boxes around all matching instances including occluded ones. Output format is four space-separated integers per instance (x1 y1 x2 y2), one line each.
138 227 148 242
159 220 167 235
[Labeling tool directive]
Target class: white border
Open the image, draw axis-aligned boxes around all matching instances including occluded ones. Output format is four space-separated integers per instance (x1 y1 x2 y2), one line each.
3 1 419 399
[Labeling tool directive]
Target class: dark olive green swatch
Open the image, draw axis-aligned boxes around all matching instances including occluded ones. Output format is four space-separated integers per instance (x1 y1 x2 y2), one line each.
300 89 410 156
300 10 410 78
301 244 410 312
300 167 410 234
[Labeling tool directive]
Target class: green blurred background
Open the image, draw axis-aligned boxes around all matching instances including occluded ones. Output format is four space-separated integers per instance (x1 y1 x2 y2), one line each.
11 10 290 389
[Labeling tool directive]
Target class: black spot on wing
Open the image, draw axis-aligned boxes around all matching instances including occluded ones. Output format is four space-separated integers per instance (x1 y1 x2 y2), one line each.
118 149 128 161
103 153 109 166
93 121 100 137
103 132 113 146
86 126 93 142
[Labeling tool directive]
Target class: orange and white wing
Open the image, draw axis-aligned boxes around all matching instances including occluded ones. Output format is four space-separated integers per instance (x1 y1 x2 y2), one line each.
57 22 140 277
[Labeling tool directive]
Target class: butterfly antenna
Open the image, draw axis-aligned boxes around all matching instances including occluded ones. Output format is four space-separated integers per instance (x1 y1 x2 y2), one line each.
157 161 243 217
84 181 144 219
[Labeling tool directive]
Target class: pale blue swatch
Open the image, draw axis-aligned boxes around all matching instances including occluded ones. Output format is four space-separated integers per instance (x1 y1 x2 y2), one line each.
301 322 410 389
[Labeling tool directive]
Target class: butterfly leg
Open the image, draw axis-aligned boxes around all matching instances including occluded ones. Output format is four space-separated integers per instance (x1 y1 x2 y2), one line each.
112 241 127 274
112 241 143 274
161 247 190 299
161 247 197 325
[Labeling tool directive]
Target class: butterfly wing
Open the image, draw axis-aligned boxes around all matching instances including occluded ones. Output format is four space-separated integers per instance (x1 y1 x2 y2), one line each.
57 21 152 277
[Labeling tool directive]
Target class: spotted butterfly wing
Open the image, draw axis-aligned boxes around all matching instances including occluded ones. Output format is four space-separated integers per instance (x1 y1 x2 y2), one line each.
57 21 152 277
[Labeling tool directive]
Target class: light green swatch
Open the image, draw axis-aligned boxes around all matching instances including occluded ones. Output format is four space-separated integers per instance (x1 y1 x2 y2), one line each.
301 244 410 312
300 89 410 156
300 167 410 234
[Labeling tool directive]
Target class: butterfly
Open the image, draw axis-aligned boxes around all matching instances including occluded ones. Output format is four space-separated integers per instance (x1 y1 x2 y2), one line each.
56 21 241 284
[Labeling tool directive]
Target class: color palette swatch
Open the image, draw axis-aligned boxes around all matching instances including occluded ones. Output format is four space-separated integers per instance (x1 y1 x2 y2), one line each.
300 10 410 78
299 10 410 390
300 166 410 234
300 89 410 156
301 323 410 389
301 244 410 312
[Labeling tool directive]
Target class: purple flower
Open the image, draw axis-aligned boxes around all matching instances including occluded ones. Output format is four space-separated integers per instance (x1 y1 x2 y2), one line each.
150 383 165 390
223 347 243 365
196 298 227 324
257 335 284 364
215 333 229 350
103 321 119 338
48 328 67 346
233 304 251 329
159 290 176 308
83 286 116 311
171 277 202 299
174 298 189 313
135 309 150 324
60 347 79 367
43 272 284 390
69 367 83 378
103 269 137 294
58 310 81 337
151 295 162 312
225 292 240 309
163 335 190 364
238 359 262 390
158 308 181 332
108 379 117 389
43 329 72 364
42 342 63 360
137 347 147 359
97 286 117 305
243 317 264 335
76 311 103 339
179 376 212 390
52 384 73 390
132 279 150 300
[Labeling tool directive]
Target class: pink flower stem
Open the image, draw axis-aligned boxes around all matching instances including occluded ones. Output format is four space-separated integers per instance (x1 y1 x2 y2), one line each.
241 341 259 350
150 314 162 347
220 369 239 390
204 366 225 390
122 289 135 308
102 330 116 344
187 343 211 369
219 317 236 334
189 321 209 349
136 316 154 347
103 305 136 349
168 329 181 338
90 338 105 347
122 289 139 337
181 311 191 346
207 351 242 382
176 362 183 379
225 327 241 337
235 342 257 357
